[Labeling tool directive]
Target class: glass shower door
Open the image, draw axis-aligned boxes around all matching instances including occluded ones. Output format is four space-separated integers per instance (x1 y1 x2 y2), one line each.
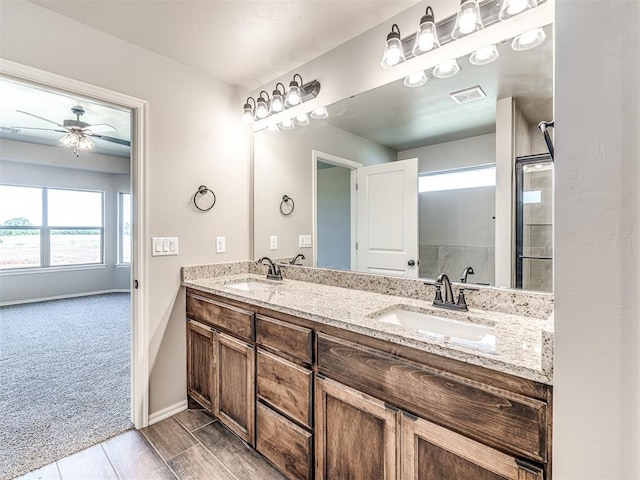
515 154 553 292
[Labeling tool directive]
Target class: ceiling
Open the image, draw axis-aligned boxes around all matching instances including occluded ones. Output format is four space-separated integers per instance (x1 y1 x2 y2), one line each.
27 0 421 90
0 78 132 158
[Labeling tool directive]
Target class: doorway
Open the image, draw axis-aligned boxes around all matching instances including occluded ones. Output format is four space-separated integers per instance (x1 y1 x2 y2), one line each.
0 60 148 477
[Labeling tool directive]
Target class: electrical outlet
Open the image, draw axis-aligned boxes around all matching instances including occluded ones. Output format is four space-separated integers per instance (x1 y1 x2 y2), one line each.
299 235 312 248
270 235 278 250
216 236 226 253
152 237 178 256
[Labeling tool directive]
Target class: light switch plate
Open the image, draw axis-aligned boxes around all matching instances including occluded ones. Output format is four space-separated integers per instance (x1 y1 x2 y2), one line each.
299 235 312 248
216 236 226 253
270 235 278 250
152 237 178 256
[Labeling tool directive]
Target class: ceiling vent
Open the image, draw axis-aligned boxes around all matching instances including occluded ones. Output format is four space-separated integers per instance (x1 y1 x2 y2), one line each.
450 85 486 104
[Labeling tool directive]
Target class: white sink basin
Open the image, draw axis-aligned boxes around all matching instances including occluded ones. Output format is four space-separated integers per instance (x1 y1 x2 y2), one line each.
226 280 274 291
376 309 493 343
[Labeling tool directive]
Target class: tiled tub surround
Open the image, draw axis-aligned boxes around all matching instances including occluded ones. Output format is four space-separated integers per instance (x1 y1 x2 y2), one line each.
182 262 553 385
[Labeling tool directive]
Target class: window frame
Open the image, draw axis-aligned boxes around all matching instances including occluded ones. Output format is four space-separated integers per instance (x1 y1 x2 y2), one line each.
0 184 105 271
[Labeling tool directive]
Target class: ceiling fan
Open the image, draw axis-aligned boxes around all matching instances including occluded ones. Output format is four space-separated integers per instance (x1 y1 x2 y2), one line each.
12 105 131 156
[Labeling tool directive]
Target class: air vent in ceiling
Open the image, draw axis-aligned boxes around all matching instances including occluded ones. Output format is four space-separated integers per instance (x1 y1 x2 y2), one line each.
450 86 486 105
0 126 21 134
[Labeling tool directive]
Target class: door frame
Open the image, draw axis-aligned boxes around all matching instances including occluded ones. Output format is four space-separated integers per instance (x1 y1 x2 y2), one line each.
311 150 362 270
0 59 150 428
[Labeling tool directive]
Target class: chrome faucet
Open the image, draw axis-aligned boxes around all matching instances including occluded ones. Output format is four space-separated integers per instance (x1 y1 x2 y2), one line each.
256 257 283 280
426 273 477 312
289 253 305 265
461 266 475 283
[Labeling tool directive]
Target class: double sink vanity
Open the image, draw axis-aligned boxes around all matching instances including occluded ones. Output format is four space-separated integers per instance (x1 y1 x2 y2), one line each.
182 260 553 479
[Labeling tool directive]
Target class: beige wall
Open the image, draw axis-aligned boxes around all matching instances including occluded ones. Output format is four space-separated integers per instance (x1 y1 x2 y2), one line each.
0 0 250 416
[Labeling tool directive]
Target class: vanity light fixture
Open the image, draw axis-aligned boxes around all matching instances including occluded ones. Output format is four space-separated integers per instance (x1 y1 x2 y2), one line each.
451 0 484 39
433 59 461 78
242 97 256 123
293 112 310 126
404 70 428 88
469 44 499 65
255 91 270 119
381 24 406 69
310 106 329 120
412 7 440 57
499 0 538 21
280 118 295 130
270 83 286 114
511 27 546 50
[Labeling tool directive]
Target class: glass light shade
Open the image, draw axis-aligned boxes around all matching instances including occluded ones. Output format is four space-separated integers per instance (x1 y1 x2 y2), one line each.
403 71 428 88
433 59 460 78
412 10 439 56
512 28 546 50
255 98 269 119
499 0 538 21
242 104 254 123
270 93 284 114
286 84 302 107
469 44 499 65
451 0 484 39
77 135 94 150
280 118 295 130
293 113 309 126
380 27 406 69
310 106 328 120
59 133 72 146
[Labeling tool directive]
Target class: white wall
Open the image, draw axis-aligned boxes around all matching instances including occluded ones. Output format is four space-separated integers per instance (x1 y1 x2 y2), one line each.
253 122 395 260
554 0 639 477
0 0 250 416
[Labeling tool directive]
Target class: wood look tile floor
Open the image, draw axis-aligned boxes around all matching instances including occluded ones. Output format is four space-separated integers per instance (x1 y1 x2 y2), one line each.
16 408 285 480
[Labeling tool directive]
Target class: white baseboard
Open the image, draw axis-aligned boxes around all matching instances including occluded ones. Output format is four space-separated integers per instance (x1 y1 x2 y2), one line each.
148 399 188 426
0 289 131 307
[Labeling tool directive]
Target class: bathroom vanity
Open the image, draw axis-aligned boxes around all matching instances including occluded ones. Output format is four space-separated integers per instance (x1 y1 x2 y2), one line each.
182 263 553 479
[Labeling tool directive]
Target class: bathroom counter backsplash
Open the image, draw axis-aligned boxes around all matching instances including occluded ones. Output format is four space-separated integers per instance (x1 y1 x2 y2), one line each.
182 262 553 385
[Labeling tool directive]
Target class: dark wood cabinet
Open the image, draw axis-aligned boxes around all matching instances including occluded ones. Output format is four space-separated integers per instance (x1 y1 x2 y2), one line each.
401 414 544 480
315 376 399 480
186 319 214 411
214 332 255 446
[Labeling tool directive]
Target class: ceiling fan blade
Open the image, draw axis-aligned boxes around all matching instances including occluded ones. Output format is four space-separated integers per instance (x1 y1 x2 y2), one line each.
16 110 65 127
9 126 67 132
90 134 131 146
83 123 116 134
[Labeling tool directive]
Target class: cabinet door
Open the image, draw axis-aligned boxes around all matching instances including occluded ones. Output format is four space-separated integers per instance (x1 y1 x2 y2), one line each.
214 332 256 446
186 319 214 411
401 414 544 480
315 376 399 480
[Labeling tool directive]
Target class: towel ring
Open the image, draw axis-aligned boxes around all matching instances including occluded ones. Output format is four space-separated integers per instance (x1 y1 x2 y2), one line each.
193 185 216 211
280 195 295 216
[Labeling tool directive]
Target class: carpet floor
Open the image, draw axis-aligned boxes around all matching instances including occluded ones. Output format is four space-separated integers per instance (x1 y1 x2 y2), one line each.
0 293 132 480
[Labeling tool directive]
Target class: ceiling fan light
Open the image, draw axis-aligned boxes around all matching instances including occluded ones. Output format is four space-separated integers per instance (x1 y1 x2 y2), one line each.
512 28 546 50
451 0 484 39
412 7 440 56
381 24 406 69
499 0 538 21
433 59 461 78
403 71 428 88
78 135 94 150
310 106 329 120
469 44 499 65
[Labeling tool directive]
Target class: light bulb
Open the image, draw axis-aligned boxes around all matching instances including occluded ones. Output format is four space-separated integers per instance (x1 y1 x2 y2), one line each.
507 0 528 15
451 1 484 39
68 133 79 146
280 118 295 130
310 106 328 120
267 124 280 132
499 0 537 21
294 113 309 126
459 11 477 34
380 24 406 69
270 94 284 114
403 71 428 88
255 100 269 119
469 44 499 65
78 135 94 150
512 28 546 50
418 33 435 52
286 87 301 106
433 59 460 79
59 134 71 146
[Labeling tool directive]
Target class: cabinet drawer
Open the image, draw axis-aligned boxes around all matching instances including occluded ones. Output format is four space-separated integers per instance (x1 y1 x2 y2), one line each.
316 333 547 463
257 349 312 428
256 315 313 364
257 402 312 480
186 292 253 342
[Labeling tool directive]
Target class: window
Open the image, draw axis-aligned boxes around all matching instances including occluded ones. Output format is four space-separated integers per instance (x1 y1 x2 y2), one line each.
119 192 131 264
0 185 104 270
419 164 496 193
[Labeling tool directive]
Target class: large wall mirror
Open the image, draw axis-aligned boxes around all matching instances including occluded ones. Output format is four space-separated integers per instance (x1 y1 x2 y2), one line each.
253 23 553 293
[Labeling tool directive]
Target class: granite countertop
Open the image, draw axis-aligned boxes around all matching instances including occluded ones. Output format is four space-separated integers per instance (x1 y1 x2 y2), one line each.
183 273 553 385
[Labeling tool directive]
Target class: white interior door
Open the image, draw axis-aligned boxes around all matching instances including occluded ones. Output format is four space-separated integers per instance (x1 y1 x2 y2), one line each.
356 158 418 277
